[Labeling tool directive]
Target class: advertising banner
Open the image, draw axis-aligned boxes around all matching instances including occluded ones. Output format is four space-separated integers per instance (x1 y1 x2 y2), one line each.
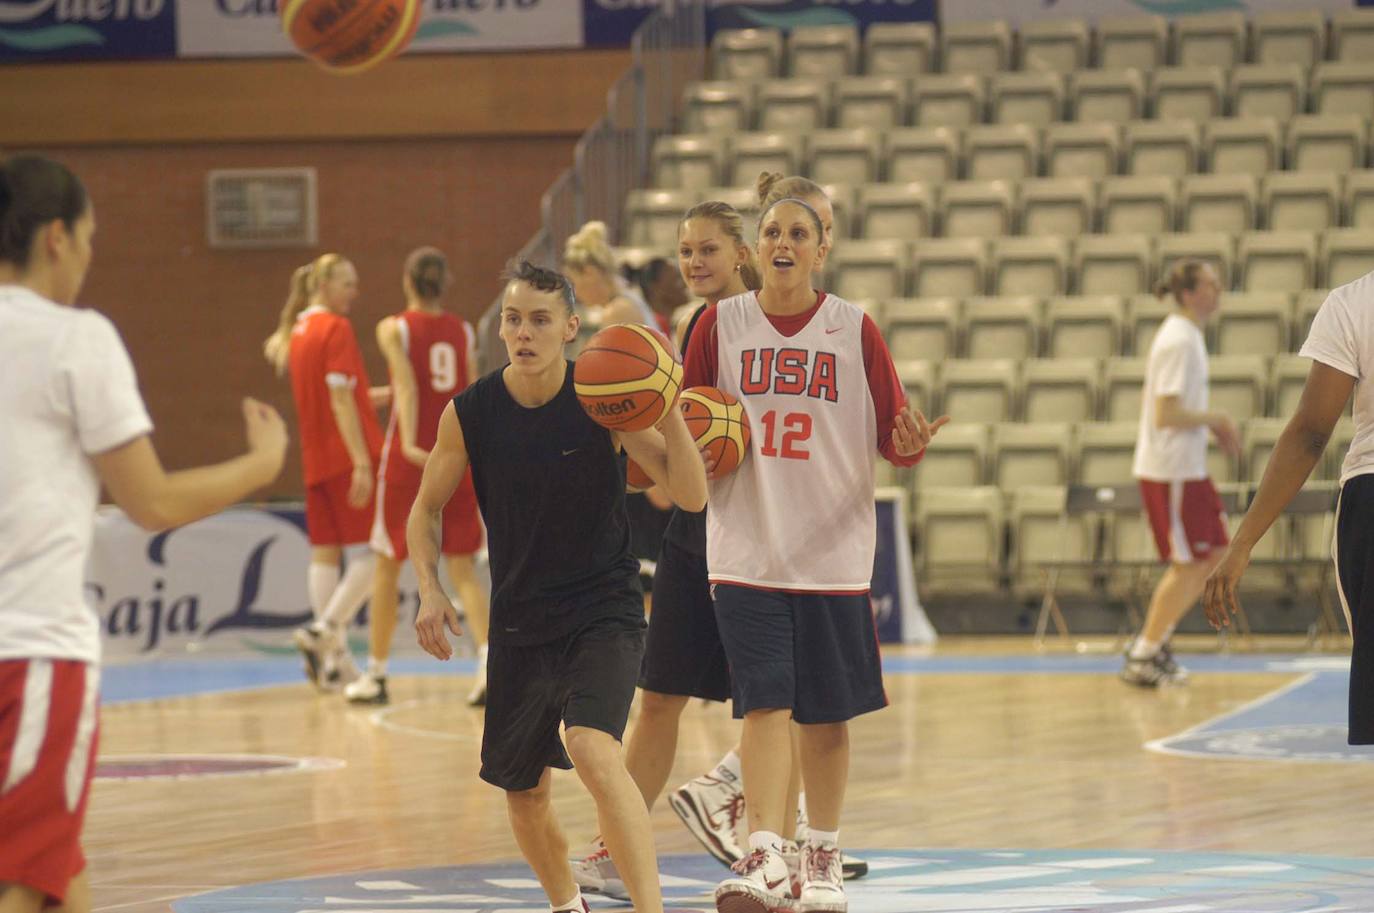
873 487 936 645
87 505 462 663
941 0 1363 25
177 0 583 59
0 0 176 63
583 0 936 47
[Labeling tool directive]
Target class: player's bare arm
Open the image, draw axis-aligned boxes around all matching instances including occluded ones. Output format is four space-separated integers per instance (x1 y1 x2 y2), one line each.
377 316 428 467
617 404 708 512
407 405 469 660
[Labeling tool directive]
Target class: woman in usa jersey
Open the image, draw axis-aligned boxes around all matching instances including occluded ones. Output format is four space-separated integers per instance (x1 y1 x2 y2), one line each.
682 197 946 913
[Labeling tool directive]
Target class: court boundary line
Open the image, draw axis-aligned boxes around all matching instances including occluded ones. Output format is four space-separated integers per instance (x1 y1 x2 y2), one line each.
1144 671 1326 761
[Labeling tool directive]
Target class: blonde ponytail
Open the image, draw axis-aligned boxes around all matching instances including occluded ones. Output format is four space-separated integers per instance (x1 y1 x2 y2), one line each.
263 253 346 377
563 220 616 275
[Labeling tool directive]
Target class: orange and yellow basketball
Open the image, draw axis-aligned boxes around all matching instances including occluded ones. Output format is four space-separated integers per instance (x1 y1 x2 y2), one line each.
680 386 751 478
281 0 422 75
574 324 683 432
625 458 654 492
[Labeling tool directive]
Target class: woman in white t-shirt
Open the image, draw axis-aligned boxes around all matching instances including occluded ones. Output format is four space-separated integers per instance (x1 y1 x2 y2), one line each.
1124 260 1241 688
1205 270 1372 744
0 155 287 913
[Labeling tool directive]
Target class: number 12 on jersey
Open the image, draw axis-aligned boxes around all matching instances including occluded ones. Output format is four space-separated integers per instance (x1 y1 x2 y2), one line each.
758 410 812 460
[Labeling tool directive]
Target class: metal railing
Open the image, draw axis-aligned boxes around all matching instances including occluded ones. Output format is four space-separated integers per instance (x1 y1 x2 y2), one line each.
477 2 706 372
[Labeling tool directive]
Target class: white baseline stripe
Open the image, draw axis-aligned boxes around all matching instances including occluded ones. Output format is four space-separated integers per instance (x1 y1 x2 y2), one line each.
4 660 52 795
1143 671 1317 757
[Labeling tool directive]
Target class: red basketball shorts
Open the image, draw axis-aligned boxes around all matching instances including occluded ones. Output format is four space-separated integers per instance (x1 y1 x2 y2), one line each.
0 659 100 906
305 472 375 547
1139 477 1230 564
370 473 482 562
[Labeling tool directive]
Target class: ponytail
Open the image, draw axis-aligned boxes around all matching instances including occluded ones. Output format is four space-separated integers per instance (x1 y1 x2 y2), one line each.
263 264 313 377
0 155 88 269
1156 258 1209 304
406 246 449 301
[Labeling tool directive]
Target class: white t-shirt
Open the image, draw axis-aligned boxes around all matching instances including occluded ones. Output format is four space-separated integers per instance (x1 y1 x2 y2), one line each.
1300 270 1374 483
0 286 153 663
1133 311 1210 482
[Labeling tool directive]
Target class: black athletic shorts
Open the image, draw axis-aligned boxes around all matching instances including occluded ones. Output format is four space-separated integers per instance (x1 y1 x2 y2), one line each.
480 612 647 792
639 538 731 702
711 583 887 725
1336 473 1374 744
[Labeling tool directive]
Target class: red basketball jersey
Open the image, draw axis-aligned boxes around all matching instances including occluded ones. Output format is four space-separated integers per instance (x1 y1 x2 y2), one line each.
289 307 384 486
381 309 473 487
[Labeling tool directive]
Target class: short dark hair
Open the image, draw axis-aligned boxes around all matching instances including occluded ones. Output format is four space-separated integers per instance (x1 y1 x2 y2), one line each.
0 155 89 268
502 258 576 313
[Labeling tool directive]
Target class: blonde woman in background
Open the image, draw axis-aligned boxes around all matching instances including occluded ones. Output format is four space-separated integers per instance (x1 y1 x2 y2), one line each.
563 220 657 330
264 254 386 691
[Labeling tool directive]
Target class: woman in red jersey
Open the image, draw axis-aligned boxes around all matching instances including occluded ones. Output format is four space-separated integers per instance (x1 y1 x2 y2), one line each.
263 254 384 690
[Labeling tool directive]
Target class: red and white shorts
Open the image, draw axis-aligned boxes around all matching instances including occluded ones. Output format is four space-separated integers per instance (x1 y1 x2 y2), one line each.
0 659 100 905
1139 477 1230 564
370 473 482 562
305 472 375 547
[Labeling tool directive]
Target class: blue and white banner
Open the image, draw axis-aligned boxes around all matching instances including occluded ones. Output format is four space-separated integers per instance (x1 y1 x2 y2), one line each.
583 0 936 47
872 487 936 646
0 0 176 63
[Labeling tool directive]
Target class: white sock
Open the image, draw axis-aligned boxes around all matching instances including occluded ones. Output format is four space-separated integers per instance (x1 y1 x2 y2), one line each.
323 547 376 629
808 828 839 847
368 656 387 678
714 749 742 783
749 830 783 854
1130 637 1162 660
549 889 582 913
308 562 340 622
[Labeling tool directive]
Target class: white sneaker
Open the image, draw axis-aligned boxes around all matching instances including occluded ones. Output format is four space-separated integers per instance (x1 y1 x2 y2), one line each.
321 643 360 692
570 839 628 901
670 772 746 867
344 673 388 705
799 843 846 913
293 625 337 691
795 797 868 880
714 847 794 913
779 840 802 903
467 644 488 707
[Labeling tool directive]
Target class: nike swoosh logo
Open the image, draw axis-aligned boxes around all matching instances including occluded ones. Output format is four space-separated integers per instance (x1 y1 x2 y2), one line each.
764 877 787 890
825 327 842 334
562 449 579 456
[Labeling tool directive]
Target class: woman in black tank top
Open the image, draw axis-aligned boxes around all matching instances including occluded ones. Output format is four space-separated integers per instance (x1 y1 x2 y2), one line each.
407 261 705 913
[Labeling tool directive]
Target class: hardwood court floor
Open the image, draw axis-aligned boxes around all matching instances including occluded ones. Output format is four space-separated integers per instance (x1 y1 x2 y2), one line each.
85 636 1371 912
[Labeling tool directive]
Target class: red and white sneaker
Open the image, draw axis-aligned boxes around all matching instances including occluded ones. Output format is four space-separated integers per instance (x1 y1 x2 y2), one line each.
799 843 846 913
670 771 746 866
570 838 628 901
715 847 795 913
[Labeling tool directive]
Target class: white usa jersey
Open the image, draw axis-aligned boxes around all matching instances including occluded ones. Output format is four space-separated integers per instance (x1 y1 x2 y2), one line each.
707 292 877 592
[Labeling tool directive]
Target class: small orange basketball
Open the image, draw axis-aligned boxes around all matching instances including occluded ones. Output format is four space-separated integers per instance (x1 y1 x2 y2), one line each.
625 458 654 493
281 0 422 75
680 386 751 478
574 324 683 432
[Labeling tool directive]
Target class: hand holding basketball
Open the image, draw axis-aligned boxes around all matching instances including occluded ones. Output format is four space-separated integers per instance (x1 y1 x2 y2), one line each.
679 386 750 479
893 407 948 458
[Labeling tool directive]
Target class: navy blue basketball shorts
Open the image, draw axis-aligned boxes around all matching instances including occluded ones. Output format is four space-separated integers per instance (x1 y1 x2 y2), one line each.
1336 473 1374 745
711 582 888 724
639 539 732 702
480 613 646 792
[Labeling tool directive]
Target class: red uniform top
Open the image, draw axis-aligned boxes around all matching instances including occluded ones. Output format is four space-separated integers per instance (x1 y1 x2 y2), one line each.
381 309 474 487
289 307 384 486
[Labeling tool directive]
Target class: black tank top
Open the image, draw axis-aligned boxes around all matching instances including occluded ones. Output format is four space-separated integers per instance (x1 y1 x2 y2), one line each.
452 362 641 645
662 304 710 557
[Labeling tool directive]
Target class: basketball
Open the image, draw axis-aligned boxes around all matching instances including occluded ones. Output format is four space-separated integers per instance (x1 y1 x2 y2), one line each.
574 324 683 432
625 458 654 492
680 386 751 478
281 0 423 75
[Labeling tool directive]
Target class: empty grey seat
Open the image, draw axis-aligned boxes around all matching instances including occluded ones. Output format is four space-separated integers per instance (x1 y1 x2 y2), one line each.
884 298 959 361
1044 123 1121 178
941 19 1013 74
864 22 935 76
1020 178 1096 238
728 132 803 184
624 189 697 248
827 238 910 300
1046 296 1124 359
991 238 1070 296
1022 358 1100 424
940 360 1019 423
1101 360 1148 423
1253 10 1327 68
1323 229 1374 288
994 423 1074 488
941 180 1015 238
1312 63 1374 120
1175 12 1248 68
1230 64 1307 122
1180 174 1259 233
787 24 859 78
1209 355 1269 420
1156 231 1235 290
1020 18 1090 74
1332 8 1374 62
886 127 962 184
1205 118 1283 178
1287 116 1368 174
1124 120 1200 177
1214 293 1292 357
1151 66 1227 123
809 128 883 186
912 238 989 297
1075 421 1142 483
1076 235 1154 296
1264 172 1341 232
964 124 1040 181
1096 16 1169 71
652 134 728 192
1344 171 1374 229
963 296 1042 360
990 72 1065 126
1070 68 1146 123
1101 175 1177 236
1127 294 1174 356
1238 230 1318 293
682 81 754 133
712 29 783 80
834 76 911 130
912 74 986 127
858 182 935 241
756 79 832 132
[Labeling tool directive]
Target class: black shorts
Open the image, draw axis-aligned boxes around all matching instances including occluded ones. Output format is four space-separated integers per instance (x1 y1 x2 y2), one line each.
480 614 647 792
711 583 887 725
1336 473 1374 745
639 539 731 702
